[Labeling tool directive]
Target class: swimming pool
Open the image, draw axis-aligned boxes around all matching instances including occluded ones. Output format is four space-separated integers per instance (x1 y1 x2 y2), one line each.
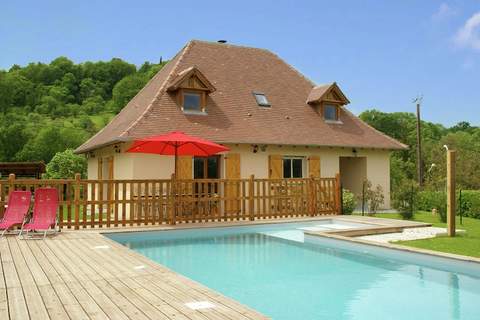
107 221 480 320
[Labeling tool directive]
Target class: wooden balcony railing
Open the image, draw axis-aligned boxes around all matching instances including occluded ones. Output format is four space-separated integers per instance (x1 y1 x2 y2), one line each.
0 173 341 229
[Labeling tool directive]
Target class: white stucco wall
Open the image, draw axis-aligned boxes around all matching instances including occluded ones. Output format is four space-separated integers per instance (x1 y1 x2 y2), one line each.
86 143 391 208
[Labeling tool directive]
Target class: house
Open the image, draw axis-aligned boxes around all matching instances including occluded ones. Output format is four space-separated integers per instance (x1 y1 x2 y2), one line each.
75 40 407 208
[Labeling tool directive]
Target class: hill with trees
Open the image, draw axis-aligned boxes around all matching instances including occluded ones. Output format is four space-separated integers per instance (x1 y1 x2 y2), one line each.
0 57 165 166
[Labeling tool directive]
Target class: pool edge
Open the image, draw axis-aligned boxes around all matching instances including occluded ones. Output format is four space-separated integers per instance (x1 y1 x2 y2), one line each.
305 231 480 265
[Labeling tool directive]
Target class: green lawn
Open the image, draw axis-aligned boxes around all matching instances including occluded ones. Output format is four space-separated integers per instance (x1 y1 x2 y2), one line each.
371 211 480 258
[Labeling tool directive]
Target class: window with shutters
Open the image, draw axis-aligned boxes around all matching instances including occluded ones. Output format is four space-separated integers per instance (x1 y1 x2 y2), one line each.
194 156 220 179
282 157 305 178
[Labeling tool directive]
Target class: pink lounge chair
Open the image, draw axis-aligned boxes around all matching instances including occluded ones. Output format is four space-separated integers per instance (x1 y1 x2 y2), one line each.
0 191 32 237
20 188 59 239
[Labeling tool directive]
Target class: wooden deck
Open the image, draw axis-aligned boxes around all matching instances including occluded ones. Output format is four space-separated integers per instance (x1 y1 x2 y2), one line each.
0 232 268 320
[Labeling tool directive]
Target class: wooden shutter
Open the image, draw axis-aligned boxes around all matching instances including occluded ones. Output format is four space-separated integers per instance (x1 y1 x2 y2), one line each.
176 156 192 179
269 155 283 179
225 154 241 179
97 158 103 179
308 156 321 178
107 156 114 179
225 154 241 214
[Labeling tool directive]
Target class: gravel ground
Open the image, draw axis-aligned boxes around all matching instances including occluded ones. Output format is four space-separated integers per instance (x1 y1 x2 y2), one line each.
357 227 448 243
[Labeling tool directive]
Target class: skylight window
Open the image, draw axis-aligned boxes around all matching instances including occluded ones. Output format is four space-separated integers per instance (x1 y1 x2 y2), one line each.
253 92 270 107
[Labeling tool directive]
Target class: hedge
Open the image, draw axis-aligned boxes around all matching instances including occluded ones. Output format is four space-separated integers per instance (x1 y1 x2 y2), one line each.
417 190 480 219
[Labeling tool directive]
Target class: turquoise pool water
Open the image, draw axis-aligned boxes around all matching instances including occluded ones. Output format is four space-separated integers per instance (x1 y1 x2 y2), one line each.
108 221 480 320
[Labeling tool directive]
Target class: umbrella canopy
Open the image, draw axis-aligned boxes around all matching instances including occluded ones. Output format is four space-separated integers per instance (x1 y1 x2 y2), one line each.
126 131 229 177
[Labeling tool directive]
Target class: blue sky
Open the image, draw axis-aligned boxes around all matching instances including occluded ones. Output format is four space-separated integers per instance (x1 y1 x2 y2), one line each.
1 0 479 126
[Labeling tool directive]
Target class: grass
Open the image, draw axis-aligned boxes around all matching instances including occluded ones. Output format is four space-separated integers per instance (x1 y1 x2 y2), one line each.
370 211 480 258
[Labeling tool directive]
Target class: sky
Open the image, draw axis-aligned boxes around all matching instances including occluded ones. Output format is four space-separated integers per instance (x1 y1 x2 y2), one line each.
1 0 479 127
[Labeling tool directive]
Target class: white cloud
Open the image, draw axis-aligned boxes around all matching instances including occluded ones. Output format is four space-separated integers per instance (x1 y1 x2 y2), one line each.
432 3 456 21
454 11 480 51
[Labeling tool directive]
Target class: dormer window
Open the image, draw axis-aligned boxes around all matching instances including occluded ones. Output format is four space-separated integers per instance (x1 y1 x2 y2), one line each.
253 92 271 107
323 104 338 121
167 66 216 114
306 82 350 123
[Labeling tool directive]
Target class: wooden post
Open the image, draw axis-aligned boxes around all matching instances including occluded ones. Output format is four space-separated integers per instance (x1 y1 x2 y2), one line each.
335 173 342 215
8 173 15 194
74 173 81 230
447 150 456 237
309 175 316 216
249 174 255 221
170 173 176 225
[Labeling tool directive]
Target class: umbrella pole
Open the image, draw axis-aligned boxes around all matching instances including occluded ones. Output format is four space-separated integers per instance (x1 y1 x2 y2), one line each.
172 145 178 225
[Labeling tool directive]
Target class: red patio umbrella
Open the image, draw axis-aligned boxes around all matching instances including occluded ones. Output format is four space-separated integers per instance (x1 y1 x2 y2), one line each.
126 131 229 177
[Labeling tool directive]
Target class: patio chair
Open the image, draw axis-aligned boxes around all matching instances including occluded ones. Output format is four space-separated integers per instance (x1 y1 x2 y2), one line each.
19 188 59 239
0 191 32 237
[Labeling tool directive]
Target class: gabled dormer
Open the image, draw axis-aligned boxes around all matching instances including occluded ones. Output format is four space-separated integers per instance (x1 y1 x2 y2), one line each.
307 82 350 122
167 66 216 114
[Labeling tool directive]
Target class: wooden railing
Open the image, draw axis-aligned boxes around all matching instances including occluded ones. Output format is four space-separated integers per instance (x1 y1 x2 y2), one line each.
0 173 341 229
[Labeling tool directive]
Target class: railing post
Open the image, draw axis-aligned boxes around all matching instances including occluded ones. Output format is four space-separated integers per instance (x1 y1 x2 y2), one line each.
74 173 81 230
8 173 15 194
170 173 176 225
249 174 255 221
335 173 342 215
308 175 315 216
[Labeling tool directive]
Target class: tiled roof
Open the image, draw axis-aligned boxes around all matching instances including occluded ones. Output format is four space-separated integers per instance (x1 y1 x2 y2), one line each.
76 40 407 153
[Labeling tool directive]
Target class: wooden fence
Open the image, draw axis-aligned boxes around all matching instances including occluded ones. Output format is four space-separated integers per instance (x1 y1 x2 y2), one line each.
0 173 341 229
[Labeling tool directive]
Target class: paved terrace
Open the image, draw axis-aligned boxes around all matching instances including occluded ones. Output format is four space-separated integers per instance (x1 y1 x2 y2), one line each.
0 216 430 320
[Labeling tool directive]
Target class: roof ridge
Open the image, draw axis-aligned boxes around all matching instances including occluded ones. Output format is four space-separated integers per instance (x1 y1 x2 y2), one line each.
189 39 275 54
120 41 195 137
313 83 334 89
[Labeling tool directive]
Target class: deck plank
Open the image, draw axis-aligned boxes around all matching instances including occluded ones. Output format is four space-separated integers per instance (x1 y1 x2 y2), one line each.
7 238 51 320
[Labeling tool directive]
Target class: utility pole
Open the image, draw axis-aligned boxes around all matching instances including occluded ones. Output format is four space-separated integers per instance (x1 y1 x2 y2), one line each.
413 96 423 186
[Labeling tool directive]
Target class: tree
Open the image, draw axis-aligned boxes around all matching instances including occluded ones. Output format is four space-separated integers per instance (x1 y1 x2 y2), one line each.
110 73 148 112
44 149 87 179
16 126 88 163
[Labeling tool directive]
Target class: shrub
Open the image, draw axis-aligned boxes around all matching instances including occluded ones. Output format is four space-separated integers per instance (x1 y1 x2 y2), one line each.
392 181 418 220
361 180 385 214
416 190 447 222
44 149 87 179
458 190 480 219
342 189 357 214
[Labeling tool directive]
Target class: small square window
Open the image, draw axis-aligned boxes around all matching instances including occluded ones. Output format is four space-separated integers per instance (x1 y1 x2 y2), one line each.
323 104 337 121
253 92 270 107
183 92 202 112
283 157 304 178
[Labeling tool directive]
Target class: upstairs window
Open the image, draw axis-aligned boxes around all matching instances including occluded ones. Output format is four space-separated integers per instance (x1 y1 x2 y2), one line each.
183 92 202 112
323 104 338 121
253 92 271 107
283 157 304 178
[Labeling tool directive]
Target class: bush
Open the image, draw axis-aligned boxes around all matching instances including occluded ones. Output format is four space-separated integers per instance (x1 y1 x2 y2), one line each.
44 149 87 179
392 181 418 220
416 191 447 222
360 180 385 214
459 190 480 219
342 189 357 214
